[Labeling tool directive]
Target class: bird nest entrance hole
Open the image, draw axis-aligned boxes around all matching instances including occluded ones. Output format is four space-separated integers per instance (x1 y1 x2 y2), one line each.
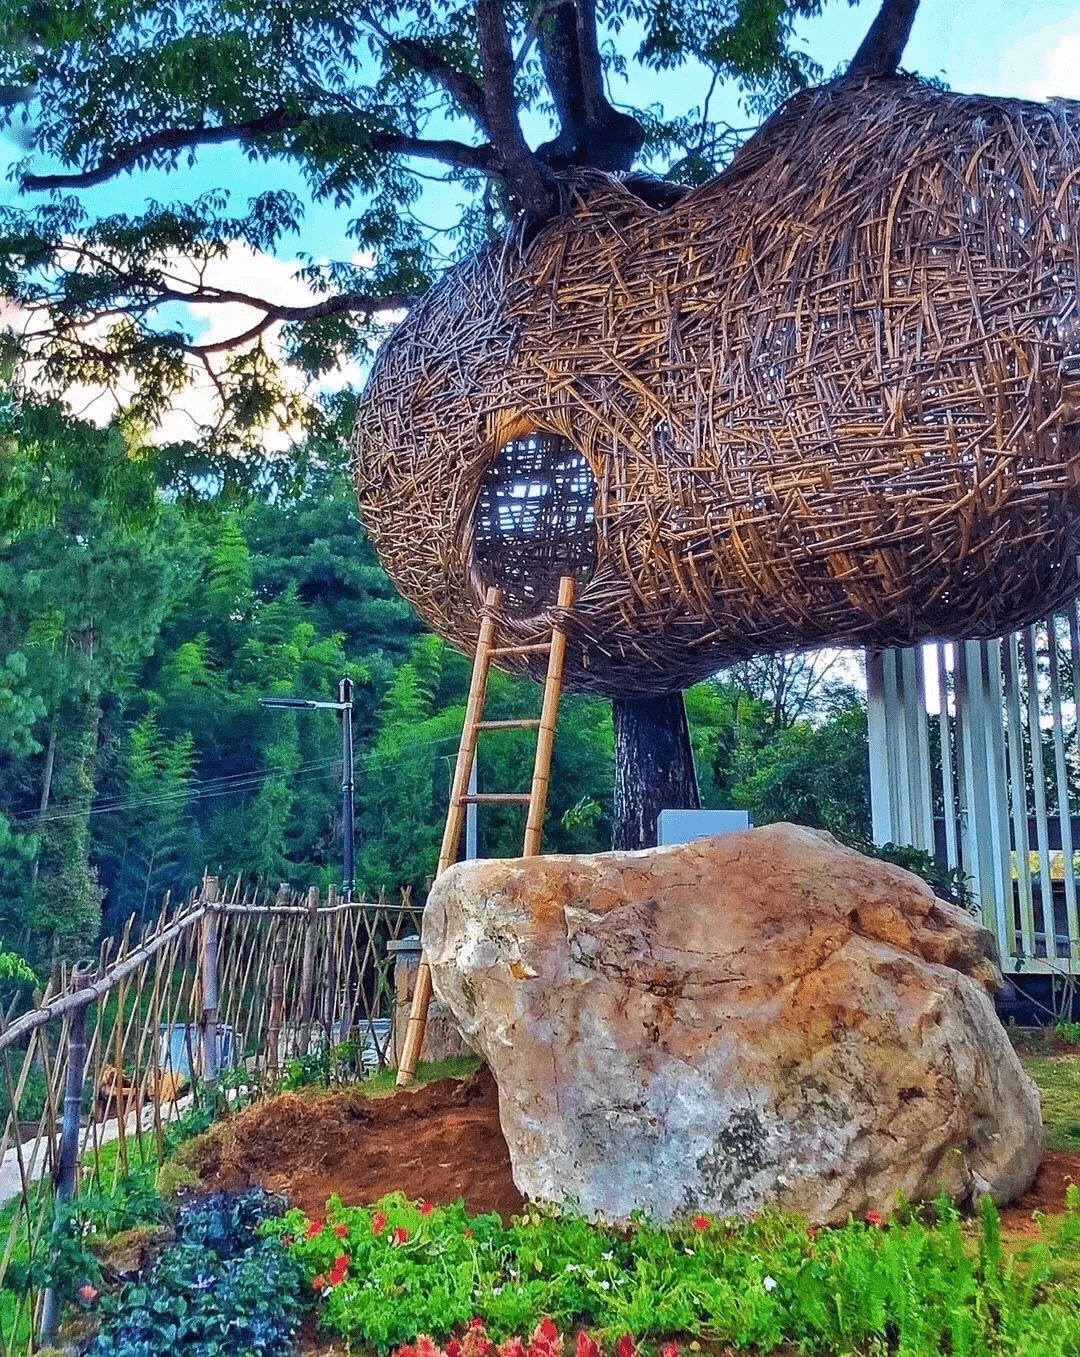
469 429 598 615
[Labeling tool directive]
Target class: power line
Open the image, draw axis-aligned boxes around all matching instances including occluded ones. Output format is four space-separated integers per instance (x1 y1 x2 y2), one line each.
9 758 341 826
6 730 465 828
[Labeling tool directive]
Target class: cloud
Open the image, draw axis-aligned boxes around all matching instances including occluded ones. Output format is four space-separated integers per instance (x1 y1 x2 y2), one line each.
6 241 387 449
993 28 1080 103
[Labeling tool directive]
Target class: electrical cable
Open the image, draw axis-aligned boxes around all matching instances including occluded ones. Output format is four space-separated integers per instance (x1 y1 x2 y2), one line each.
5 730 465 827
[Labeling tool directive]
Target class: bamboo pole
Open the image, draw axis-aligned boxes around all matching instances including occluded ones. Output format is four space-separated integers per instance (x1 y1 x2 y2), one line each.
523 575 575 855
200 877 221 1095
267 927 284 1079
39 968 91 1347
0 901 209 1053
396 586 502 1087
298 886 320 1057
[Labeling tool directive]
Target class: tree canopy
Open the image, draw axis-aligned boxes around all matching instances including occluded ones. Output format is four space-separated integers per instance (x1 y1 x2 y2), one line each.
0 0 919 445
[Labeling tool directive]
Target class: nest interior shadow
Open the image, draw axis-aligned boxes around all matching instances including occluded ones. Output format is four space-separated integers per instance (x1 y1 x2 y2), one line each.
353 75 1080 699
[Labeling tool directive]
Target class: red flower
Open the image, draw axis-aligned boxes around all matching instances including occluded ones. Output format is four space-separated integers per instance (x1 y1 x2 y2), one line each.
335 1224 349 1238
447 1341 463 1357
575 1333 601 1357
420 1200 435 1216
333 1253 350 1270
692 1215 710 1231
372 1210 388 1235
537 1320 558 1344
306 1219 325 1239
470 1319 486 1331
78 1283 99 1304
312 1274 326 1290
394 1226 411 1244
865 1211 885 1228
661 1346 679 1357
617 1336 635 1357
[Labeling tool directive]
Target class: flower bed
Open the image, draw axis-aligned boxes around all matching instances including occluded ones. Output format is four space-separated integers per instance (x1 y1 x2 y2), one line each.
267 1190 1080 1357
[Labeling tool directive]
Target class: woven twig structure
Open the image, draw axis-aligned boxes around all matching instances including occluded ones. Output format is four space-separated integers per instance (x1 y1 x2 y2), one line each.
353 76 1080 698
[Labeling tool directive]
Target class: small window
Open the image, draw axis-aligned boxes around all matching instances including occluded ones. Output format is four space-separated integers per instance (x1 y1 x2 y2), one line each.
472 431 598 614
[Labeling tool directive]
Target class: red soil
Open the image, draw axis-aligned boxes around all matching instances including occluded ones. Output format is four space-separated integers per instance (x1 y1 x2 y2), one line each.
999 1149 1079 1237
191 1064 1078 1239
192 1064 525 1221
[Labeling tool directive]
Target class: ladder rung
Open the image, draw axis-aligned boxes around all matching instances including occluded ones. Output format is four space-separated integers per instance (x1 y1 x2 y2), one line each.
476 719 542 731
491 642 551 659
459 793 532 804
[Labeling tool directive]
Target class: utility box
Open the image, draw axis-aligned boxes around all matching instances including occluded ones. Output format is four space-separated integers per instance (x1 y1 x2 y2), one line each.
158 1023 235 1080
656 808 753 846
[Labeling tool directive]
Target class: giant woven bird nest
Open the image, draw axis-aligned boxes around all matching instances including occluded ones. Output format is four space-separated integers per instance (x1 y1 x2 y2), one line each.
352 76 1080 699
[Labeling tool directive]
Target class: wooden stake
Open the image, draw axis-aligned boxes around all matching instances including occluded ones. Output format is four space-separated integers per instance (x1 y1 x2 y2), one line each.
39 968 90 1347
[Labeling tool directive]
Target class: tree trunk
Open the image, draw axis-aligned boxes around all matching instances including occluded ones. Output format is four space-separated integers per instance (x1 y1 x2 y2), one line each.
612 692 700 851
848 0 921 78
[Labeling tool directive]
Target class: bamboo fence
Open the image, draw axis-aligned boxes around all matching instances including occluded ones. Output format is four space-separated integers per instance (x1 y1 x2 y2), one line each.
0 875 421 1354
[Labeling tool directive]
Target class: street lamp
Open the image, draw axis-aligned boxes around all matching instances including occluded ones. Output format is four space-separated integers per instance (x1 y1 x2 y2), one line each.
259 675 355 900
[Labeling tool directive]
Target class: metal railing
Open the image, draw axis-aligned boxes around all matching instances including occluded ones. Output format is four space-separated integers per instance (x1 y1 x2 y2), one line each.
0 875 421 1353
868 609 1080 979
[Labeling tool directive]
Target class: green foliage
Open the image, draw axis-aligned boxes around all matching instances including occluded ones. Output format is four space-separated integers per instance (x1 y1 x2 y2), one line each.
1024 1054 1080 1152
0 950 35 983
280 1039 362 1091
26 1168 168 1305
0 400 176 957
269 1191 1080 1356
0 0 858 436
732 701 870 838
86 1190 306 1357
862 840 975 910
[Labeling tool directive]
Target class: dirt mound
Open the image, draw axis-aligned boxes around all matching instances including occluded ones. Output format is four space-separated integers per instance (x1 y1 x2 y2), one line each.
185 1065 1078 1236
190 1065 525 1221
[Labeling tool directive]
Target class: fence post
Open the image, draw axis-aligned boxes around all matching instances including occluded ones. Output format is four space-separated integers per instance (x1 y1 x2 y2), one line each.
200 875 220 1096
266 924 284 1078
325 885 339 1048
298 886 320 1057
39 967 91 1348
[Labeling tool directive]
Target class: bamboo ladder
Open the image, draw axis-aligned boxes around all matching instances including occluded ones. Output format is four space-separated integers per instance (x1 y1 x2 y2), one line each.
396 575 576 1086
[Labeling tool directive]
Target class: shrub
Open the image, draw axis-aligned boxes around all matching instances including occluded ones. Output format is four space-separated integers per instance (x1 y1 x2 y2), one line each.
85 1190 306 1357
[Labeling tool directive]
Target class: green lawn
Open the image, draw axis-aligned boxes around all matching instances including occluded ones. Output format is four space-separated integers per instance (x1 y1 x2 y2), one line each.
1023 1053 1080 1152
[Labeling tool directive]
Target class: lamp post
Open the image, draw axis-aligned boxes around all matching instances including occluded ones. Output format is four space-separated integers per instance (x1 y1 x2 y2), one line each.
259 675 356 900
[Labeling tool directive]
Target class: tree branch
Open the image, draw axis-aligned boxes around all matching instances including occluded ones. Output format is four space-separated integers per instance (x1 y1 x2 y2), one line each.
191 289 414 353
357 7 492 136
475 0 557 216
21 110 303 190
847 0 921 78
534 0 643 172
21 114 496 191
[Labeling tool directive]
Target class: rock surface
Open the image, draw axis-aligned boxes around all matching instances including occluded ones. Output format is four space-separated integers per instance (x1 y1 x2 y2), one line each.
423 824 1044 1224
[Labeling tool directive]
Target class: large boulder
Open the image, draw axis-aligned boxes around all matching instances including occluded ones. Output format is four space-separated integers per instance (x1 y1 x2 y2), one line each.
423 824 1044 1225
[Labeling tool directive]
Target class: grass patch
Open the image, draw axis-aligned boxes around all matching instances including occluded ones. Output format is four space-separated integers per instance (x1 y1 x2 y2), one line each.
360 1055 481 1097
1023 1054 1080 1151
